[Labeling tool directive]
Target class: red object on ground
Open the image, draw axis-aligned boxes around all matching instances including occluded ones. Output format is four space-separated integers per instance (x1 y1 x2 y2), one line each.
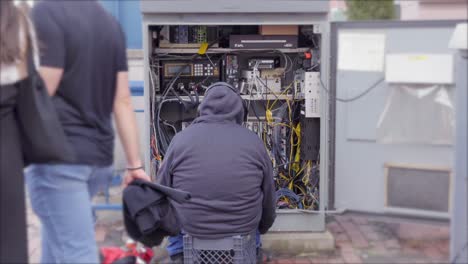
138 247 154 263
100 247 127 264
100 246 154 264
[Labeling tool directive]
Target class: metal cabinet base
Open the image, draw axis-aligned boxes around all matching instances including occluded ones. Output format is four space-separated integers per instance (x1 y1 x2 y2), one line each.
271 210 325 232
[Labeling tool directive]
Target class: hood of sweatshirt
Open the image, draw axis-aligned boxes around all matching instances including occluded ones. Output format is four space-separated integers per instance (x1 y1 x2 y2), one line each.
193 83 244 125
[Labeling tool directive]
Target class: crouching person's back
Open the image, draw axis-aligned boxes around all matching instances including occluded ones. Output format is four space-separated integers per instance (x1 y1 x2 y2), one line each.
157 82 276 259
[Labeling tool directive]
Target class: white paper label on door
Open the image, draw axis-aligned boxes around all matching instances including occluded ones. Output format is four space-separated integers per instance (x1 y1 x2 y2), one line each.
338 32 386 72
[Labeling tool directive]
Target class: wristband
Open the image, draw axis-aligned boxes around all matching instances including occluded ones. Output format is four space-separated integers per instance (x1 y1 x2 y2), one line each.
127 166 144 171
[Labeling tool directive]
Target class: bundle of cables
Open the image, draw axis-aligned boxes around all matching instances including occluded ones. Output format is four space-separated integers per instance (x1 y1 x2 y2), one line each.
276 188 304 209
252 77 320 210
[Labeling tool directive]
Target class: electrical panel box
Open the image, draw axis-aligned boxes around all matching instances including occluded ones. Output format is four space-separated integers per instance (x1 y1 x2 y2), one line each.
296 71 320 118
141 1 330 232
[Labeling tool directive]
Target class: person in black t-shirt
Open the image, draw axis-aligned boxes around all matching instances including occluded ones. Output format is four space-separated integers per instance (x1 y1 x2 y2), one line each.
25 1 150 263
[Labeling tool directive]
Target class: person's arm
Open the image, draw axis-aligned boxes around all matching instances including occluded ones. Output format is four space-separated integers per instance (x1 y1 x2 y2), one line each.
258 148 277 234
114 72 151 186
111 23 149 186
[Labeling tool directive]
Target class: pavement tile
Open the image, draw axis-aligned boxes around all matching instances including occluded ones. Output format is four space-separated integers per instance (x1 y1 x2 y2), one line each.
335 233 350 243
341 250 362 264
348 231 369 248
397 222 449 240
401 246 422 256
274 258 295 264
310 257 328 264
339 223 369 248
294 258 313 264
337 242 354 253
384 239 401 250
437 242 450 256
326 257 345 264
327 222 344 234
358 225 380 241
368 241 387 255
423 246 445 261
351 217 368 226
95 225 107 243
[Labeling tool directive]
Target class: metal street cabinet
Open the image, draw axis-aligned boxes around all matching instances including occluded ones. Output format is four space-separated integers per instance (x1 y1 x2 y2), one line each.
141 0 331 232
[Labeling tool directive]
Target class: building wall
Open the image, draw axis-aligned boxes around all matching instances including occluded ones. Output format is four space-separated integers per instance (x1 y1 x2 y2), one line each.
330 0 468 21
100 1 143 49
417 2 468 20
399 1 420 20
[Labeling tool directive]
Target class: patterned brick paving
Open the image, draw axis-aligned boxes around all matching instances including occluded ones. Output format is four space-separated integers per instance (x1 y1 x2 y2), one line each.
265 214 450 264
28 203 450 264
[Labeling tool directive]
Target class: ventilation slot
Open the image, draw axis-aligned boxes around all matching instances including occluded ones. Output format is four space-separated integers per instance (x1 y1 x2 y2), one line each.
385 163 451 215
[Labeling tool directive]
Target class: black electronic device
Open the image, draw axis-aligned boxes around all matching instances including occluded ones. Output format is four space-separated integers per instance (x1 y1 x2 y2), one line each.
179 26 189 44
163 61 219 78
169 26 217 44
163 63 193 77
230 35 298 49
160 60 221 94
300 115 320 161
248 57 280 69
224 55 239 88
193 62 218 77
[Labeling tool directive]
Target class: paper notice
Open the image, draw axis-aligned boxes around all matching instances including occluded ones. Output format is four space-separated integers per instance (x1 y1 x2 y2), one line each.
338 32 386 72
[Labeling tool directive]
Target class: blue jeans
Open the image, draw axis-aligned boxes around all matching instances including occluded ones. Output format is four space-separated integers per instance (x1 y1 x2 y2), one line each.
167 230 261 257
26 164 113 264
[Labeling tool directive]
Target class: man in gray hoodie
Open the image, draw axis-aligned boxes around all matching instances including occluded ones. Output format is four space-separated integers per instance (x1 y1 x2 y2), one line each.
157 82 276 261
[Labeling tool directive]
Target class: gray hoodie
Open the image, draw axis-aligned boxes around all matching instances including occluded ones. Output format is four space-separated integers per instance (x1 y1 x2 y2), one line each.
157 84 276 238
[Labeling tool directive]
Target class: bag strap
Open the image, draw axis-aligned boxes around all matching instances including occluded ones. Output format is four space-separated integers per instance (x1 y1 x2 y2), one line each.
25 44 35 80
131 179 192 204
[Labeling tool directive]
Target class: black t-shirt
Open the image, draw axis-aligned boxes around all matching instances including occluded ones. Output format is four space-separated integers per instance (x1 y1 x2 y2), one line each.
32 1 128 166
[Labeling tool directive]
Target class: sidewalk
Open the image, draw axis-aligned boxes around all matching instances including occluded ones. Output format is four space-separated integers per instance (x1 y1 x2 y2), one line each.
27 197 450 263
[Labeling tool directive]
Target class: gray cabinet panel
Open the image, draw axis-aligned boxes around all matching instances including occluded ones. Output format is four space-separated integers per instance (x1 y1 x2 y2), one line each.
331 21 459 214
141 0 329 14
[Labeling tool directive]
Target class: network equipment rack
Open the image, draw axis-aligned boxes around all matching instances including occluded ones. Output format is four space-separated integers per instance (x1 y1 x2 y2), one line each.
147 25 322 211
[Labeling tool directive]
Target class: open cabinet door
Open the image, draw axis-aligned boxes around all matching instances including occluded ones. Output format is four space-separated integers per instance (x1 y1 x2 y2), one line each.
329 20 460 217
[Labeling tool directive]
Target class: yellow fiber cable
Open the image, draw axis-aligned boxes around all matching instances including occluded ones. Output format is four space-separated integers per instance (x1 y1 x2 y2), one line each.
267 83 293 111
292 123 301 172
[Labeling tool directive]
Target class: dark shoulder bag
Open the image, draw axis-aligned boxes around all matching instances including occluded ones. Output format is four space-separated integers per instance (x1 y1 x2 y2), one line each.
16 46 76 166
